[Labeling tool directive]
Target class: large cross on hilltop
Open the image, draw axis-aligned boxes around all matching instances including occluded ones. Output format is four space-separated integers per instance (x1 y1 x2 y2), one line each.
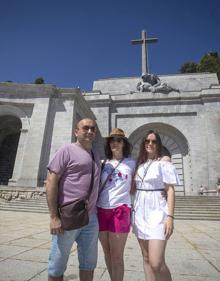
131 30 158 74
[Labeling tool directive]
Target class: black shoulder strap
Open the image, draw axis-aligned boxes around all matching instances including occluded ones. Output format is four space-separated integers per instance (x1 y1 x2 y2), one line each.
139 160 154 189
87 150 95 200
100 158 124 192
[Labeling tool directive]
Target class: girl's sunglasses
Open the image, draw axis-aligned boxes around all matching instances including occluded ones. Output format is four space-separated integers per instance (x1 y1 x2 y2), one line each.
145 139 157 145
109 137 124 143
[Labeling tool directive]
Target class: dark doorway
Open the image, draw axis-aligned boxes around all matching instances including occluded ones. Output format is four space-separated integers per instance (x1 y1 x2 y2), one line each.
0 116 21 185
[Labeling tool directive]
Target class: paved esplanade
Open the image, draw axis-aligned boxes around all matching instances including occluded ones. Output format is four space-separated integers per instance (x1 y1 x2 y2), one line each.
0 211 219 281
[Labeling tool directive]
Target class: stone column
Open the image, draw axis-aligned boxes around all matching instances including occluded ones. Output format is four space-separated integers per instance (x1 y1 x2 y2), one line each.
49 97 75 159
9 128 29 186
15 99 50 187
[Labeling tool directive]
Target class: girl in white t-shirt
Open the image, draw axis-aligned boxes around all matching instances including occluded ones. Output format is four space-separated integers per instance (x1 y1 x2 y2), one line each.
97 128 135 281
131 130 180 281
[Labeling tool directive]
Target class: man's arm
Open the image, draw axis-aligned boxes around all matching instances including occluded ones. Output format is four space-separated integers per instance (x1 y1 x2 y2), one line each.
46 170 63 235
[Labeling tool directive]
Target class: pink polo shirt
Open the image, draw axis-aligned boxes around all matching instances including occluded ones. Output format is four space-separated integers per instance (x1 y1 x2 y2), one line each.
47 143 101 214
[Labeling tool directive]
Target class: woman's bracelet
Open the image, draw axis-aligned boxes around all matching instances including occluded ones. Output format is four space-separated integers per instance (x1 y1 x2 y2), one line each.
167 215 174 219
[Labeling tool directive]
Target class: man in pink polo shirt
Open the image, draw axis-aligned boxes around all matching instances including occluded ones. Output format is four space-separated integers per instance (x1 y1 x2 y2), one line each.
46 118 101 281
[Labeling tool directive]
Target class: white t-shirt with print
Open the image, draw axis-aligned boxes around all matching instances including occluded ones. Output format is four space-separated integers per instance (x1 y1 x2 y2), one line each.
97 158 136 208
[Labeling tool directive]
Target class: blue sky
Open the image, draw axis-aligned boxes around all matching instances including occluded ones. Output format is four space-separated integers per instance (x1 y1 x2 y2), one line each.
0 0 220 91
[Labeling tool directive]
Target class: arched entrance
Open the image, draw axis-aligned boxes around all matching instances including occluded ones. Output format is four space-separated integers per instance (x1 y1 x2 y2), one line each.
129 123 189 195
0 115 22 185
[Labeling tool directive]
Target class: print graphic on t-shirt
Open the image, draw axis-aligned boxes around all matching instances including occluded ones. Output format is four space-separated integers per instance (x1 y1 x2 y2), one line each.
104 163 128 184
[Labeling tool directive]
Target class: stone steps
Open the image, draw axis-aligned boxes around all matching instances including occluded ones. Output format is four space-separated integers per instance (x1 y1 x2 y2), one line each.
0 196 220 220
0 198 48 213
174 196 220 220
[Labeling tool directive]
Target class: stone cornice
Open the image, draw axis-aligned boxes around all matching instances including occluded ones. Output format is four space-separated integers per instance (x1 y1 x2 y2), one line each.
0 82 59 98
84 93 112 107
83 91 220 108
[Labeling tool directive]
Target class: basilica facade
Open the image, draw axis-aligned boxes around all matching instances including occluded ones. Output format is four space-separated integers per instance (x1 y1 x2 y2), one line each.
0 72 220 195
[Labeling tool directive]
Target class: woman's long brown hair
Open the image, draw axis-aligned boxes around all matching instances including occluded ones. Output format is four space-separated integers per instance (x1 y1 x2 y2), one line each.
131 130 163 193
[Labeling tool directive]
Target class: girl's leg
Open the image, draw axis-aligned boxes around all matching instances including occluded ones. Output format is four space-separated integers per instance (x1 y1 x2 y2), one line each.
99 231 112 279
138 239 156 281
148 239 172 281
108 232 128 281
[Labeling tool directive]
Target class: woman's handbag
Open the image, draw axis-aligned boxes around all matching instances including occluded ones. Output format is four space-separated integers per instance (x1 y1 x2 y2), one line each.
59 152 95 231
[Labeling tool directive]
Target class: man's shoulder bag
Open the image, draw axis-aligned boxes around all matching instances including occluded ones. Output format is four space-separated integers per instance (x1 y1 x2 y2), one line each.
59 151 95 231
59 198 89 230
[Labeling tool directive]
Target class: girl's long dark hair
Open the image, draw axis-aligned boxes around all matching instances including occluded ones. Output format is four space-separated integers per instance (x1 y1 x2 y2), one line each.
136 130 162 165
132 130 163 189
105 138 132 159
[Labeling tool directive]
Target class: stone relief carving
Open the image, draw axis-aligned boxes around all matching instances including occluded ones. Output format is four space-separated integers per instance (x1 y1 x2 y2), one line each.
137 73 180 94
0 190 46 201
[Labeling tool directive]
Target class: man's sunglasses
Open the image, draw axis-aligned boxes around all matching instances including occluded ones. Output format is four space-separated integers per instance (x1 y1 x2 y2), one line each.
109 137 124 143
81 125 96 133
145 139 157 145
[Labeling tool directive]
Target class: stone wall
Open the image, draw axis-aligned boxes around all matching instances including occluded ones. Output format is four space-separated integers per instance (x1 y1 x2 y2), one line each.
0 83 99 188
0 73 219 195
85 73 220 195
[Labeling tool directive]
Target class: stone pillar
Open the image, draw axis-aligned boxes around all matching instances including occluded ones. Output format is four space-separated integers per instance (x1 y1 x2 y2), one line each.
9 128 28 186
49 98 76 159
205 111 220 188
15 100 50 187
189 114 209 194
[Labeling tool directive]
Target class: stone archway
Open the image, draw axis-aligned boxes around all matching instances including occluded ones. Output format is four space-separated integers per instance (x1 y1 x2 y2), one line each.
129 123 189 195
0 115 22 185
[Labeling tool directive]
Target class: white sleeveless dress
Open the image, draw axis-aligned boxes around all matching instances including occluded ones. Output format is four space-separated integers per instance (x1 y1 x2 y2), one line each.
132 160 180 240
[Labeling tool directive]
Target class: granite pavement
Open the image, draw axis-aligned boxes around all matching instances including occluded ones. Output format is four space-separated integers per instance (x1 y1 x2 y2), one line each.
0 211 219 281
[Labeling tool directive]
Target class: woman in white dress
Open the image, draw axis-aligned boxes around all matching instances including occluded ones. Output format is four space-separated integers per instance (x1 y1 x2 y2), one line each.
131 130 180 281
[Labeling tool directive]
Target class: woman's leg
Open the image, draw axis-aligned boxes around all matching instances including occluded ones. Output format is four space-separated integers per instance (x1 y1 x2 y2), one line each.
99 231 112 279
148 239 172 281
138 239 156 281
108 232 128 281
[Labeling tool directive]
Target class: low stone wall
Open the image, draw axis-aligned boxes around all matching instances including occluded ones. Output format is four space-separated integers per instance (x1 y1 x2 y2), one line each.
0 187 46 201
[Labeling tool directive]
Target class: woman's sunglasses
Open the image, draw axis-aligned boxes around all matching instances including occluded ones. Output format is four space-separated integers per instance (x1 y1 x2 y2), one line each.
109 137 124 143
145 139 157 145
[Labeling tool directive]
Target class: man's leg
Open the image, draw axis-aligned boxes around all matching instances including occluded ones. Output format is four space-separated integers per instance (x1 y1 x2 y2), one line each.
77 213 99 281
48 230 79 280
79 270 94 281
48 275 63 281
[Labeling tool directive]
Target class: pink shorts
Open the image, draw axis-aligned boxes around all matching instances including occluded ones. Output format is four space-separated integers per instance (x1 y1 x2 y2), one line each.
97 204 131 233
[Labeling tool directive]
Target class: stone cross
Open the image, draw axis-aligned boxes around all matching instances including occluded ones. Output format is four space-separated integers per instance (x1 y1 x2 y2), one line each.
131 30 158 74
